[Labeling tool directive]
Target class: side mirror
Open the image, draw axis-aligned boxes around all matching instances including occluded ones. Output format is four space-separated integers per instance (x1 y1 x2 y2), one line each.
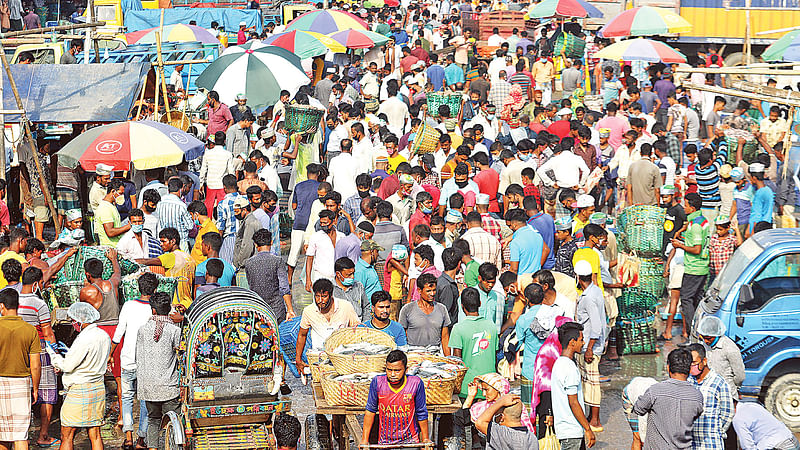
736 284 754 327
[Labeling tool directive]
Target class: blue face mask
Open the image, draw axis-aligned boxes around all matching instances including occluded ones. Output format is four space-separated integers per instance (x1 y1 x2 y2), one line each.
131 223 144 233
518 153 531 161
194 219 202 227
341 277 355 286
421 205 433 214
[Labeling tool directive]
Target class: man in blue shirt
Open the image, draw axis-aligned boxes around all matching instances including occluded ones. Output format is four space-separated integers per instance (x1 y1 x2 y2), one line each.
524 196 555 270
426 54 447 92
515 283 546 404
194 232 235 286
360 291 408 346
506 208 546 276
355 239 383 302
443 54 465 90
288 164 322 283
747 162 774 236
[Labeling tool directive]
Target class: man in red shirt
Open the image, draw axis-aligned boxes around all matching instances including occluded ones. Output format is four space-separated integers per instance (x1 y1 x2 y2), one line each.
199 91 233 138
472 154 500 213
410 39 430 64
408 192 434 245
399 46 420 74
547 108 573 139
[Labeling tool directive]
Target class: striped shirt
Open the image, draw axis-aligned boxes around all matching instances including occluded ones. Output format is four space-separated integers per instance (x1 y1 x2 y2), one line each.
342 193 364 222
694 142 728 208
154 193 194 244
18 293 50 340
633 378 704 450
690 370 734 450
488 79 512 110
508 72 532 100
216 192 240 238
199 146 234 190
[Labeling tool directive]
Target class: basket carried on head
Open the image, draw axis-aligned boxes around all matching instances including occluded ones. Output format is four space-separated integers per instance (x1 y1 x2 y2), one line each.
160 110 192 131
554 32 586 59
120 269 179 303
323 327 396 375
410 122 443 156
408 354 468 394
617 287 660 319
285 104 325 135
319 373 371 406
427 92 462 118
618 312 657 355
724 135 759 165
618 205 667 258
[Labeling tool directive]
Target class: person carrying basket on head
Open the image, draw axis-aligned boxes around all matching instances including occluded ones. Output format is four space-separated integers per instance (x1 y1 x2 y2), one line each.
361 350 432 447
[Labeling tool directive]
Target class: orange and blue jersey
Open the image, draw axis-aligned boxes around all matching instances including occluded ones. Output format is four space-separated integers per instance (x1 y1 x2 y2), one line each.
366 375 429 444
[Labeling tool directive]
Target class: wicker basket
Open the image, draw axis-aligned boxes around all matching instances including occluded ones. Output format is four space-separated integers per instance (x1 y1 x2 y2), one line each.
323 327 396 375
120 270 179 303
617 288 660 319
554 32 586 59
285 104 325 134
427 92 462 118
724 135 759 165
319 373 372 406
637 257 665 299
43 280 86 311
619 312 657 355
160 110 192 131
618 206 666 258
53 246 142 285
310 363 337 381
420 375 459 405
410 122 442 156
408 354 468 394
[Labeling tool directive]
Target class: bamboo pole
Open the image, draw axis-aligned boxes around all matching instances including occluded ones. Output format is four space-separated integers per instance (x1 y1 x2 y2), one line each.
0 47 60 235
0 39 45 44
164 59 208 66
682 82 800 108
156 32 171 119
675 67 800 76
1 21 105 37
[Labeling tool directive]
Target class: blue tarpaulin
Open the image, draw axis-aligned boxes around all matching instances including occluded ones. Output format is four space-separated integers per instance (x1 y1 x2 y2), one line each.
125 8 262 33
121 0 144 14
2 63 150 123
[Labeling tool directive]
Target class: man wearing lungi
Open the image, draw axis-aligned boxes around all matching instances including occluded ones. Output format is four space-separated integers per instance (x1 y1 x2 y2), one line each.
0 287 41 450
46 302 111 450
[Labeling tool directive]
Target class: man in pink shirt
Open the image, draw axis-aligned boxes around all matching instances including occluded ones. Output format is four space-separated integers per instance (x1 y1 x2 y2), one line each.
200 91 233 138
595 102 631 149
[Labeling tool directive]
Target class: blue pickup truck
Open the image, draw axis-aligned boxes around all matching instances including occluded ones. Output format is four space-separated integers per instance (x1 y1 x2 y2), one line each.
692 228 800 430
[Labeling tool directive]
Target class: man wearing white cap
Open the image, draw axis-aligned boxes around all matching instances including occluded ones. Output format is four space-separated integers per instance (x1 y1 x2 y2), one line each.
231 93 253 124
746 162 773 237
47 302 111 450
237 21 253 45
573 258 606 433
88 163 114 214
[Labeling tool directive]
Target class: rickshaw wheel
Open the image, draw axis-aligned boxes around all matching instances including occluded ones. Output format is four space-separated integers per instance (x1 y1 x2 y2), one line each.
159 415 185 450
305 414 332 450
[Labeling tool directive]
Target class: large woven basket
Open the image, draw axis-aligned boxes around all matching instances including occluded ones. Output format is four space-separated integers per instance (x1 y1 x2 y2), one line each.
617 288 660 319
408 354 468 394
420 376 459 405
618 205 666 258
320 373 372 406
120 270 179 303
637 257 665 299
618 312 657 355
43 280 86 311
53 246 142 284
427 92 462 118
554 32 586 59
285 104 325 134
410 122 442 156
310 362 337 381
160 110 192 131
323 327 396 375
725 135 759 165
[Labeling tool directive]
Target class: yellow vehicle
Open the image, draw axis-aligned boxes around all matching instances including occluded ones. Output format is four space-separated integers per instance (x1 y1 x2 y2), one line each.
88 0 160 36
281 3 314 25
10 38 127 64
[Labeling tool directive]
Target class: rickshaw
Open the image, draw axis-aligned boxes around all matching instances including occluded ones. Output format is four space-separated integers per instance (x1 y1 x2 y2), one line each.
161 287 292 449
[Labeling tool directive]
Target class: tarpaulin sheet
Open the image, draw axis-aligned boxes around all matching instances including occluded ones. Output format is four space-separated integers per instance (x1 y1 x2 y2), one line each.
125 8 262 33
2 62 150 123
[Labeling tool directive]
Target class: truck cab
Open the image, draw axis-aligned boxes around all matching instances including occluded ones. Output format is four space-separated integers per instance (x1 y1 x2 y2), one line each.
692 228 800 430
89 0 160 36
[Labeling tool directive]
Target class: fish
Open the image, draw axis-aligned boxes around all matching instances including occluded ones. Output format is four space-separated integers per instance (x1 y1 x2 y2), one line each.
332 342 392 355
332 372 383 383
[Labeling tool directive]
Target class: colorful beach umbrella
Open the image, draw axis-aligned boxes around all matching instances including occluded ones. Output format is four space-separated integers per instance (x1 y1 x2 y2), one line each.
599 6 692 37
762 30 800 61
327 29 390 49
528 0 603 19
126 24 219 45
263 30 346 58
196 44 309 111
364 0 400 7
57 121 204 171
593 38 687 63
285 10 368 34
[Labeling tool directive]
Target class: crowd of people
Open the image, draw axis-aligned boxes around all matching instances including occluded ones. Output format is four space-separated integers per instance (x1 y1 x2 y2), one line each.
0 1 798 449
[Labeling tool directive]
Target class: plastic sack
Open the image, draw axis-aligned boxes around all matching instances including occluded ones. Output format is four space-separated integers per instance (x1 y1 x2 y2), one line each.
538 425 560 450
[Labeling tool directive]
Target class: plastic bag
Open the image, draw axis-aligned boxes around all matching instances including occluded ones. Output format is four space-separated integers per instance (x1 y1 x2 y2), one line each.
538 424 560 450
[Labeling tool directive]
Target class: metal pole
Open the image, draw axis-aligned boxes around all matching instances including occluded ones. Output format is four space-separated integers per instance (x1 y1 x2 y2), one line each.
2 21 105 37
675 67 800 75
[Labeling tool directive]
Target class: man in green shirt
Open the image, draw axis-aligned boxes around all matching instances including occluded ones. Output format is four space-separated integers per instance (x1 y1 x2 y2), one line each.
94 179 130 247
671 193 710 332
450 287 498 442
460 262 503 334
454 239 480 287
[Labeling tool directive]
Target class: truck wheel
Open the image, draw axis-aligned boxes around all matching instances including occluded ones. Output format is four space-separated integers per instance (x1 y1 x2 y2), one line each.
305 414 332 450
765 373 800 431
722 52 763 85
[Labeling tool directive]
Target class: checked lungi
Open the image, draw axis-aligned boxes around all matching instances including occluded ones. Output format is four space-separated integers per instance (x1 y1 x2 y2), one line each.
0 375 32 442
55 187 81 215
575 354 602 407
38 346 58 404
61 381 106 428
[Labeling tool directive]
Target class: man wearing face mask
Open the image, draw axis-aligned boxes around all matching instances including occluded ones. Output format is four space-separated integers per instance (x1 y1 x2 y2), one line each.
498 139 538 197
188 201 220 265
333 257 369 322
117 209 162 261
343 174 372 222
305 209 343 292
226 195 260 267
687 343 734 450
354 237 382 302
408 192 434 244
439 163 479 216
95 179 131 248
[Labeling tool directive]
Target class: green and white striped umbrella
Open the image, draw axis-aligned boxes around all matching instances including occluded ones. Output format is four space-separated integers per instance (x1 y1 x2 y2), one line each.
196 44 309 111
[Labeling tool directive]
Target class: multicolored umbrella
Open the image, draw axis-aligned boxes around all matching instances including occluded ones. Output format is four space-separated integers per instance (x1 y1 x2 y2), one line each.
528 0 603 18
285 10 368 34
263 30 346 58
364 0 400 7
327 29 390 49
126 24 219 44
57 121 204 171
592 38 687 63
599 6 692 37
762 30 800 61
196 44 309 110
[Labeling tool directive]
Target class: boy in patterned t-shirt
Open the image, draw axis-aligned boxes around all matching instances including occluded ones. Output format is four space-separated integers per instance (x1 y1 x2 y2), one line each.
362 350 430 445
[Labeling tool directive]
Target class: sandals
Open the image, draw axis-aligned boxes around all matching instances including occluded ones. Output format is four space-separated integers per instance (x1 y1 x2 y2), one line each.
37 438 61 448
122 441 135 450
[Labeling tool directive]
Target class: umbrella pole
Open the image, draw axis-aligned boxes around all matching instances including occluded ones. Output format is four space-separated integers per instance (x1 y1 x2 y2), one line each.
0 48 60 235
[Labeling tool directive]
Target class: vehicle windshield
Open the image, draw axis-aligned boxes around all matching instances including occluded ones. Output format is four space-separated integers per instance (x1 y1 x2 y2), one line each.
94 5 116 22
711 238 764 300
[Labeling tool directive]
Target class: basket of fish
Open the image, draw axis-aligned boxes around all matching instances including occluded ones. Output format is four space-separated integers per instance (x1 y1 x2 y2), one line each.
309 352 336 381
407 358 461 405
320 372 382 406
324 327 397 375
408 355 468 398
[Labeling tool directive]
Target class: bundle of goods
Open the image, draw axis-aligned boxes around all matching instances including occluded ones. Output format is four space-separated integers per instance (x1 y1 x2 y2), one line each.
285 104 325 134
724 134 759 165
637 257 665 299
324 327 396 375
52 246 142 285
583 95 603 112
617 205 666 257
554 32 586 59
616 288 660 319
618 312 658 355
42 280 85 313
409 122 442 155
427 92 462 118
120 269 179 303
